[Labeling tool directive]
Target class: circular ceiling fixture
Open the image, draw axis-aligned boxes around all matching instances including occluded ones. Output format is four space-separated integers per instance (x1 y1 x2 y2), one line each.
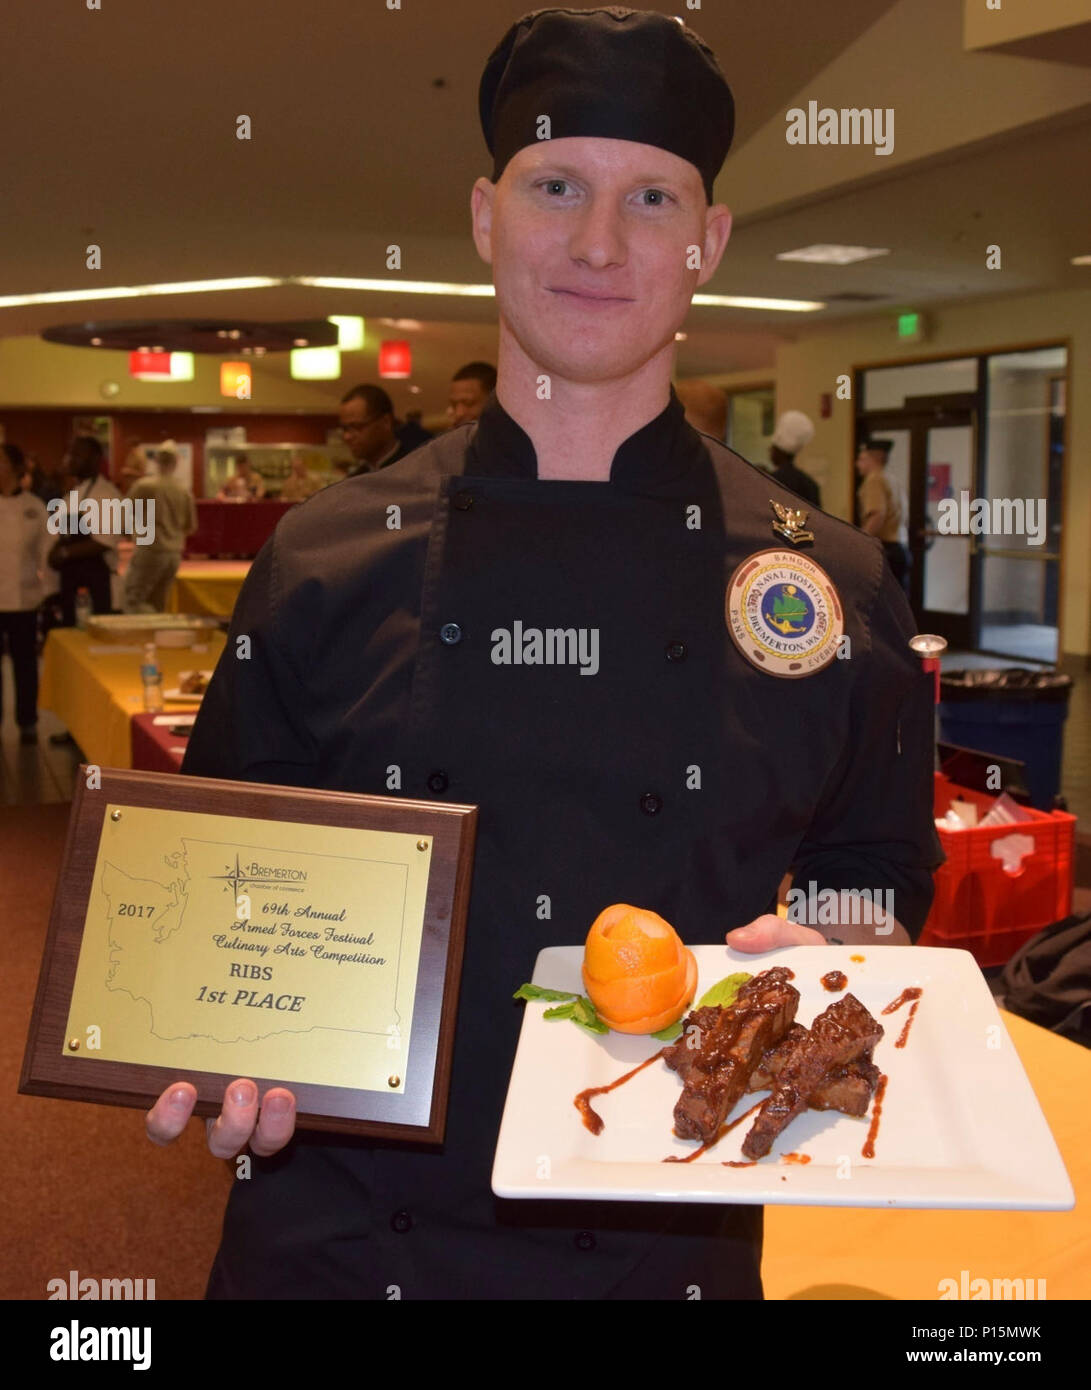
41 318 339 354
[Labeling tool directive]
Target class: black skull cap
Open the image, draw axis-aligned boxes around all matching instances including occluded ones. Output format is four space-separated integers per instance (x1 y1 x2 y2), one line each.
479 6 735 203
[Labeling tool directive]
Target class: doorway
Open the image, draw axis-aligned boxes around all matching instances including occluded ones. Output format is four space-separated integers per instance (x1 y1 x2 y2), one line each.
856 348 1065 662
857 397 977 650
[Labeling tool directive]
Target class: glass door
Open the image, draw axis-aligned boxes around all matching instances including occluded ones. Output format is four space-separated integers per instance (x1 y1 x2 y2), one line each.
976 350 1065 664
857 404 976 648
922 419 976 649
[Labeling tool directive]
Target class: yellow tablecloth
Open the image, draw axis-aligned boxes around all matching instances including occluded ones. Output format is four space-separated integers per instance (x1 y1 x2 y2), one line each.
167 562 250 618
763 1008 1090 1300
38 628 226 769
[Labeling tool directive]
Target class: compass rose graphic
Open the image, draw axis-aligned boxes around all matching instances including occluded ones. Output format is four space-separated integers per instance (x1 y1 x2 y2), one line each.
210 854 250 896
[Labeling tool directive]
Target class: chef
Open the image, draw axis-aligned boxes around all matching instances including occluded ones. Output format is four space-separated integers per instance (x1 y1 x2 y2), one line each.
149 7 941 1299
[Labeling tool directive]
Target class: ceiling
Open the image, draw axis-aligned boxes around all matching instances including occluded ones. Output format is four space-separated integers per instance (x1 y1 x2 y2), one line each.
1 0 1089 412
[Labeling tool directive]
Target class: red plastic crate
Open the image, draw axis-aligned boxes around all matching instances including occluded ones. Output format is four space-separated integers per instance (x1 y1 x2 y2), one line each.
919 772 1075 967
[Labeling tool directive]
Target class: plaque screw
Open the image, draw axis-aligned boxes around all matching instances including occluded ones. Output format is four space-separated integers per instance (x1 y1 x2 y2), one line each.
416 839 428 851
110 810 122 822
388 1075 401 1088
68 1038 80 1050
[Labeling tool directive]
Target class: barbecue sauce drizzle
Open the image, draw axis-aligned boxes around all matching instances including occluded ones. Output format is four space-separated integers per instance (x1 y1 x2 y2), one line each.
664 1100 765 1163
574 1048 666 1135
881 986 923 1048
821 970 847 992
861 1072 888 1158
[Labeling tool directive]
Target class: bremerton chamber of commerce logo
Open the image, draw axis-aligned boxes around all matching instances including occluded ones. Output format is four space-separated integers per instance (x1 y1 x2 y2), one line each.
726 549 843 678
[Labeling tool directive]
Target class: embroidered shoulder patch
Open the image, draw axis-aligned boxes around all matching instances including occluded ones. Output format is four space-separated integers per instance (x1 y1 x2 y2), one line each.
726 549 844 678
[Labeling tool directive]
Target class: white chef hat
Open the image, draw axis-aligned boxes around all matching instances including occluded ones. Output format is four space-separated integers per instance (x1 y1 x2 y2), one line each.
771 410 815 455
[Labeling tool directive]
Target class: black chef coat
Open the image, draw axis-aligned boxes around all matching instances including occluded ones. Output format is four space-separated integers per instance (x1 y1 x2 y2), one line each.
181 388 941 1300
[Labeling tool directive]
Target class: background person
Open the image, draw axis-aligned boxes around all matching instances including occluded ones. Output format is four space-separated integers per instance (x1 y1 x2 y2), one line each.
446 361 497 427
217 453 265 500
118 436 148 493
338 384 413 476
122 447 198 613
23 450 66 509
396 408 434 453
48 435 122 624
856 437 909 592
0 443 48 744
768 410 821 508
278 451 323 502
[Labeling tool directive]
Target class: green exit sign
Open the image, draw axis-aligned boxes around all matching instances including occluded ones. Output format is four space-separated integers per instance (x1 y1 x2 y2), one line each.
898 312 925 341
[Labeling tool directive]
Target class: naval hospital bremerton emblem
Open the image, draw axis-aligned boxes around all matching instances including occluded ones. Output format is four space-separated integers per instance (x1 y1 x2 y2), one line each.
726 549 844 678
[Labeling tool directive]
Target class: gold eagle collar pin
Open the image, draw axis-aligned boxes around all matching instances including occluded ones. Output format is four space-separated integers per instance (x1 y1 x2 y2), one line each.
770 499 814 545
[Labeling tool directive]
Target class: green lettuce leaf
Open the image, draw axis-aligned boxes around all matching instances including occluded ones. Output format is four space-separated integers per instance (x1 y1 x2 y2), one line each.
516 983 609 1034
696 972 752 1009
542 1000 576 1020
513 983 579 1002
570 995 609 1035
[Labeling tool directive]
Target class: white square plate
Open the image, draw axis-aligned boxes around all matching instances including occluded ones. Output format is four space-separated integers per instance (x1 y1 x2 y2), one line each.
491 945 1074 1210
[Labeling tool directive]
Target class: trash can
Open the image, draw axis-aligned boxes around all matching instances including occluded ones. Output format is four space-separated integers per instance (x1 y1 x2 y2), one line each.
938 668 1072 811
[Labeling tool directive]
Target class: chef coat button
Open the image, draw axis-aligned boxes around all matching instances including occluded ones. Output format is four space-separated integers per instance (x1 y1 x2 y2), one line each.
427 770 449 794
453 490 474 511
640 792 663 816
439 622 463 645
665 640 687 662
574 1230 596 1251
390 1209 412 1234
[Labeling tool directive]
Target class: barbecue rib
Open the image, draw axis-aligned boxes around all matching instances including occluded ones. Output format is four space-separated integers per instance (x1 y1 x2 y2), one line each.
808 1057 880 1117
663 967 799 1142
741 993 884 1159
747 1025 880 1117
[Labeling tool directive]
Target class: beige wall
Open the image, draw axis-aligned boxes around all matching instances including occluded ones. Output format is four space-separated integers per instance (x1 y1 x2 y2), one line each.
755 287 1090 657
0 337 344 411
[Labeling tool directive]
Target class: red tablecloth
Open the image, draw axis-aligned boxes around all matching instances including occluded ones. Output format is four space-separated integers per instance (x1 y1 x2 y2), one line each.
184 500 295 558
130 711 192 773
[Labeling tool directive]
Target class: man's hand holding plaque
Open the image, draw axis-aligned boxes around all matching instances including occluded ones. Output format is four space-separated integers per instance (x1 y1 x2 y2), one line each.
145 1079 297 1158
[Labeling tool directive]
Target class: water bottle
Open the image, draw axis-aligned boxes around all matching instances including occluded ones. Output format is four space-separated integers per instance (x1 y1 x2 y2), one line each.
141 642 164 713
74 588 92 631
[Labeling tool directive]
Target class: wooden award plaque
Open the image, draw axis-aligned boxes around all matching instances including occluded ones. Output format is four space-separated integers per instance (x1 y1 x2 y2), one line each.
20 767 476 1143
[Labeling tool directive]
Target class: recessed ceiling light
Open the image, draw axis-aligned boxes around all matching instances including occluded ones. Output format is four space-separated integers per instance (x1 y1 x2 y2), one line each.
0 275 280 309
379 317 424 330
692 292 825 311
776 244 891 265
1 274 822 318
293 337 309 346
674 331 688 341
1072 254 1091 265
90 336 102 346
